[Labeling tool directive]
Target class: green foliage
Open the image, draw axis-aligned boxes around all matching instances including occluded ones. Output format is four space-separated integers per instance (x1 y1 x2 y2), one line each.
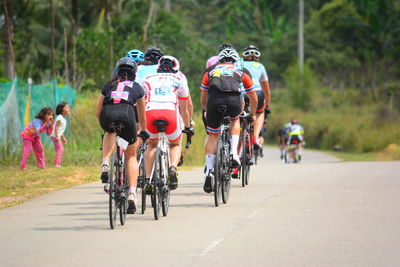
284 63 316 111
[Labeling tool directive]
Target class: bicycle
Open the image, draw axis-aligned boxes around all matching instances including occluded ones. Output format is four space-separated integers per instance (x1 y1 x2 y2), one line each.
212 105 233 207
106 122 129 229
148 120 172 220
136 142 147 214
238 110 254 187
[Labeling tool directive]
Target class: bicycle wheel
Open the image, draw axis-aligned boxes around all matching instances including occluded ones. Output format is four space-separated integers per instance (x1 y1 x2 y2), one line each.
152 149 161 220
241 130 248 187
109 151 118 229
221 144 231 204
161 149 170 217
119 153 127 225
214 140 223 207
245 132 252 185
138 153 146 214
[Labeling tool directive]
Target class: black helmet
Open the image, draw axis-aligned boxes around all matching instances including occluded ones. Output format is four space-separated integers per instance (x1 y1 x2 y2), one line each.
116 57 137 80
243 44 261 57
218 43 235 53
144 47 164 64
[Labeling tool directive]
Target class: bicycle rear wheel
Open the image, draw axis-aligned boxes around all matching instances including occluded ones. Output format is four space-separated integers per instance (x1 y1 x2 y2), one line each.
241 130 248 187
214 140 223 207
138 155 146 214
109 152 118 229
152 149 161 220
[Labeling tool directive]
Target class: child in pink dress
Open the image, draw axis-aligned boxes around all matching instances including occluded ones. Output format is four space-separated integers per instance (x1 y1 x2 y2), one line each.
51 102 71 168
20 107 54 169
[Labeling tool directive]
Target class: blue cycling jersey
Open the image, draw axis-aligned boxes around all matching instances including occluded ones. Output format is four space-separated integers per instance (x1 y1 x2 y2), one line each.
136 64 158 83
242 61 268 91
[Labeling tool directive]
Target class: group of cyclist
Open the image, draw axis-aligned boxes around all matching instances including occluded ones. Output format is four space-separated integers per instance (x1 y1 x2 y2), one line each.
278 119 305 163
95 43 272 213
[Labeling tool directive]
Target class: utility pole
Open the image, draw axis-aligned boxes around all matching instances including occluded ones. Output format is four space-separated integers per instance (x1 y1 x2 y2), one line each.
298 0 304 73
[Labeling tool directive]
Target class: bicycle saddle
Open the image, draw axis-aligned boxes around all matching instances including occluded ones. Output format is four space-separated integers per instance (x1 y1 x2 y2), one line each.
153 119 168 132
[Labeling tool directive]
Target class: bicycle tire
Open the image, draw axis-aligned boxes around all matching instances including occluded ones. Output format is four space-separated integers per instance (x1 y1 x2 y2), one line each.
245 132 252 185
161 149 170 217
119 153 127 225
138 154 146 214
241 129 248 187
214 140 223 207
221 150 231 204
152 148 161 220
109 151 118 229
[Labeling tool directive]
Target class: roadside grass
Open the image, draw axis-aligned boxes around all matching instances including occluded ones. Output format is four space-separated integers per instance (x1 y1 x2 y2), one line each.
0 165 98 209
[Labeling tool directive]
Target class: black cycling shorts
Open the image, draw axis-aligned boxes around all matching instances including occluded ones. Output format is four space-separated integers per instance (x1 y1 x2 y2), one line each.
289 135 301 145
242 90 265 112
99 103 137 145
206 91 242 133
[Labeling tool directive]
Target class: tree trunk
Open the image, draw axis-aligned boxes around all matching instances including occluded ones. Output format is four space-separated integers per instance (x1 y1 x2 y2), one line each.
49 0 56 77
165 0 171 11
63 27 70 84
142 0 156 45
3 0 16 78
71 0 79 89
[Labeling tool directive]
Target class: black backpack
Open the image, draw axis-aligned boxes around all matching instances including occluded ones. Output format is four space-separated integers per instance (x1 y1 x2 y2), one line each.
208 64 242 93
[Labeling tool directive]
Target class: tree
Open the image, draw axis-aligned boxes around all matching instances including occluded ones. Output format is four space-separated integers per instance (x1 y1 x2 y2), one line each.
3 0 16 78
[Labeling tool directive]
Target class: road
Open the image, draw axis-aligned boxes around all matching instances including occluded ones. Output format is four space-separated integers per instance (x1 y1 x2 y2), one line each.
1 148 400 267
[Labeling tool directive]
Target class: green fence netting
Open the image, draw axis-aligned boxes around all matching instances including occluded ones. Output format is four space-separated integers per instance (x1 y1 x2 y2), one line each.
0 78 76 153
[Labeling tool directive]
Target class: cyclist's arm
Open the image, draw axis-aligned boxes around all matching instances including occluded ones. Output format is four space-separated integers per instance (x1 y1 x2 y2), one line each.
200 72 209 111
96 94 105 119
178 98 191 128
242 72 258 114
261 80 271 107
136 97 146 131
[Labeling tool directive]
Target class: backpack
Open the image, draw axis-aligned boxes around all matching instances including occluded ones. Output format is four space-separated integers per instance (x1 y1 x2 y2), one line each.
208 64 242 93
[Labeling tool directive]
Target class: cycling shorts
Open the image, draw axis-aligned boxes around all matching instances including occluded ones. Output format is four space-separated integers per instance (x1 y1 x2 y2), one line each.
242 90 265 113
146 107 182 142
206 91 242 134
99 103 137 145
288 135 302 145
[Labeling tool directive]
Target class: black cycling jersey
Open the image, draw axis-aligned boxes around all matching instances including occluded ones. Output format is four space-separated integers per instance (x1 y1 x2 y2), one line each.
101 80 145 106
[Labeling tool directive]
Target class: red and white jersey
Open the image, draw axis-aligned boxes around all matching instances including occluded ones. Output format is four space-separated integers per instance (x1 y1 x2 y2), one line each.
141 72 189 111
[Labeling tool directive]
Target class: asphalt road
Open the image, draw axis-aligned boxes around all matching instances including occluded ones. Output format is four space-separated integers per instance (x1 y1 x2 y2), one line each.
1 148 400 267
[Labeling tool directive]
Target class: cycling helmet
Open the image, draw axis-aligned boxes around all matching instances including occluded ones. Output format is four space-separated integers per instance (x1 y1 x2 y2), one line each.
218 43 235 53
126 49 144 62
291 119 298 125
218 48 240 63
116 57 138 80
243 44 261 57
144 47 164 64
157 55 180 73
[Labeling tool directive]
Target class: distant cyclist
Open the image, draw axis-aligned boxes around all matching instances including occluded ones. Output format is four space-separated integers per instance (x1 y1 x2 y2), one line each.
141 56 193 190
278 122 291 159
201 47 257 193
287 119 304 161
112 49 145 79
96 57 148 213
242 45 271 150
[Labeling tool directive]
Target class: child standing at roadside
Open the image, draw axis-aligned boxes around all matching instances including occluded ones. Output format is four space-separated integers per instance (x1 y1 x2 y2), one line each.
20 107 54 169
51 102 71 168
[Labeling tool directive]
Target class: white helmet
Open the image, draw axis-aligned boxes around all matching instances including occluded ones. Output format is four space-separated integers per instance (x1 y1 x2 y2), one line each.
218 48 240 63
158 55 180 73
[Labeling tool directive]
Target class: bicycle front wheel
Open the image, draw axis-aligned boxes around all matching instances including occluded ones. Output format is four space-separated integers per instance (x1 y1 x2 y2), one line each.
109 152 118 229
152 149 162 220
119 153 128 225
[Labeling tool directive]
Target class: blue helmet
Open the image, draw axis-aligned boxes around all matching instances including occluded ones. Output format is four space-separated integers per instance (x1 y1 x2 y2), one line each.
126 49 145 62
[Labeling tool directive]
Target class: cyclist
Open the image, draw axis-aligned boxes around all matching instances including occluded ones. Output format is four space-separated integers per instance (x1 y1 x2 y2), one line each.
278 122 291 159
141 55 193 190
201 47 258 193
96 57 148 213
112 49 145 79
242 45 271 150
287 119 304 162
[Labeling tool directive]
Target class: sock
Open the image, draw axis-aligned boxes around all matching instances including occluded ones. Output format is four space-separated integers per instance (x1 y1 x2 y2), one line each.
230 135 239 155
205 154 216 173
129 186 136 194
102 157 109 166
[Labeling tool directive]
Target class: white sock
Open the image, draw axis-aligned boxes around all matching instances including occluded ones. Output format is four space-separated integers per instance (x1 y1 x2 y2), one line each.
230 135 239 155
205 154 216 173
129 186 136 194
102 157 109 166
